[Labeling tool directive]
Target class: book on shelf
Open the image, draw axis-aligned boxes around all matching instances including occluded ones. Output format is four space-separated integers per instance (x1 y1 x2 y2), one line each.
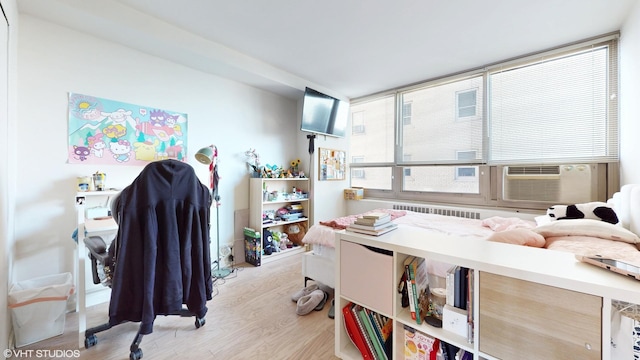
439 340 460 360
379 315 393 342
403 256 417 321
408 256 429 325
459 350 473 360
403 325 437 359
445 265 456 307
454 266 468 310
351 304 377 359
288 204 303 210
368 308 392 359
467 269 474 343
342 302 373 359
346 223 398 236
358 307 387 360
366 308 385 347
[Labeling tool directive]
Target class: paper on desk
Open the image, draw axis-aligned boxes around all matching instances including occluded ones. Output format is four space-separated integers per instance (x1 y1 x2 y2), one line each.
85 217 118 234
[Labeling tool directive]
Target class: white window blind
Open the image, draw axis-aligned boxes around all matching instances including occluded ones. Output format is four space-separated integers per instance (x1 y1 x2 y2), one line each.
488 40 618 164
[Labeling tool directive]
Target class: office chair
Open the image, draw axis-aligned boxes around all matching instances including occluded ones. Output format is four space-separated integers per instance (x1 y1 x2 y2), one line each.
83 159 213 360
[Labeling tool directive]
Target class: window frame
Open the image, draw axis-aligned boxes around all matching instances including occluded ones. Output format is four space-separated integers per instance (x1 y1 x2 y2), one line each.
348 34 619 210
455 88 479 121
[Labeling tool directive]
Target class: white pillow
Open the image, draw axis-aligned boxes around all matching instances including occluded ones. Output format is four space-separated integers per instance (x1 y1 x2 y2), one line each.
534 215 551 226
534 219 640 244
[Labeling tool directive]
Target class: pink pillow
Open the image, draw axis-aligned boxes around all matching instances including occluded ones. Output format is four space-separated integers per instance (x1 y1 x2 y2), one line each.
482 216 536 232
487 228 546 247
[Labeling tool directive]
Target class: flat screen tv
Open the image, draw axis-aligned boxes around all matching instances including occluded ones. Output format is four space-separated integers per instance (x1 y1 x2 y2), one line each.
300 87 349 138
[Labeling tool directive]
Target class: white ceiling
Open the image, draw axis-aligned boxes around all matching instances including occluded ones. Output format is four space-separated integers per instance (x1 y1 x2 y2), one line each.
17 0 638 100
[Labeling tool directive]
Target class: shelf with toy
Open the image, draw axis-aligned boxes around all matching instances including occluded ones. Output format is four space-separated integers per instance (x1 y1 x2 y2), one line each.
249 177 310 266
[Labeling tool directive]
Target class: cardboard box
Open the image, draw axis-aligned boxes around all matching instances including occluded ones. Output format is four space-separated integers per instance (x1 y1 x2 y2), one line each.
344 187 364 200
404 326 436 359
243 227 261 267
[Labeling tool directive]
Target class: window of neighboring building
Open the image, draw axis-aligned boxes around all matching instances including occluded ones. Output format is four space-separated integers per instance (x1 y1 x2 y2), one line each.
352 111 365 134
456 89 478 120
403 102 412 125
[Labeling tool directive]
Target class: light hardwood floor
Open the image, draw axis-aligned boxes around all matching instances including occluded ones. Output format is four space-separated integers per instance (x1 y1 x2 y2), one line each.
17 254 338 360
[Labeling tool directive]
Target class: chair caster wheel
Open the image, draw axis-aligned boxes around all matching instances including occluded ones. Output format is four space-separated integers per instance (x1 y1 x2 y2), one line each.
195 317 205 328
85 334 98 349
130 348 143 360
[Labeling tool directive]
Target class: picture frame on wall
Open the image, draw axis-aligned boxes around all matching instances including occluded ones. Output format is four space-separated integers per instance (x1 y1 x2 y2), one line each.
319 147 346 181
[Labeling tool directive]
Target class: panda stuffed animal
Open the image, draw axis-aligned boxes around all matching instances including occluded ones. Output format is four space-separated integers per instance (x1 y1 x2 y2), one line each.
546 202 619 225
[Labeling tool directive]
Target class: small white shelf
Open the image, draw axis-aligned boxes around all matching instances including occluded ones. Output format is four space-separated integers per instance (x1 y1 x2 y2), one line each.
260 217 308 229
262 198 309 205
249 177 310 266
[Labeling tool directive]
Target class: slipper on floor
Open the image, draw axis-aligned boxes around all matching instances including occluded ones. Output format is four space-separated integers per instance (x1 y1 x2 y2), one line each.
314 291 329 311
296 289 325 316
291 283 319 302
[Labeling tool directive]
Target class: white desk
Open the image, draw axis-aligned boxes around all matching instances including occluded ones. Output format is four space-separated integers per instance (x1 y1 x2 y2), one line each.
74 190 119 349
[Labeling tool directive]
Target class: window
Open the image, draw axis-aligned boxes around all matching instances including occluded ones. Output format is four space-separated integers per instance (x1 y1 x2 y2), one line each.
400 76 484 164
456 89 478 120
349 35 619 209
352 111 365 134
456 167 476 178
455 150 477 180
403 102 412 125
489 44 618 164
404 154 412 176
352 168 365 178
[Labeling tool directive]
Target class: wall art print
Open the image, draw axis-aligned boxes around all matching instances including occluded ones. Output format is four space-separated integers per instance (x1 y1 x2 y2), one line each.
67 93 188 165
318 147 346 181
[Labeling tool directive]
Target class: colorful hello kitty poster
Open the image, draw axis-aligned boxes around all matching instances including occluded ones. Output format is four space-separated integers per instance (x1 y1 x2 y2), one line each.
67 93 188 165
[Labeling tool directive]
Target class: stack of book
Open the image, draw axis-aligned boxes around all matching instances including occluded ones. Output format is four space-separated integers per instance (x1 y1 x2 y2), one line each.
403 256 430 326
342 302 393 360
346 212 397 236
444 265 473 342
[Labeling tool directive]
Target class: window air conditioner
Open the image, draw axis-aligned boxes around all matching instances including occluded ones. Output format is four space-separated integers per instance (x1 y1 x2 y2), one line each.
502 164 594 203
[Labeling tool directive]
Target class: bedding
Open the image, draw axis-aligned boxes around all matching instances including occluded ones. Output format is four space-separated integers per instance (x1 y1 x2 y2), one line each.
305 209 523 248
507 186 640 268
303 185 640 290
301 209 537 289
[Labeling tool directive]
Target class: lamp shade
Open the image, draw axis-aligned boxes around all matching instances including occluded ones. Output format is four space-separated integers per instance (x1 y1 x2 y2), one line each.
195 146 214 165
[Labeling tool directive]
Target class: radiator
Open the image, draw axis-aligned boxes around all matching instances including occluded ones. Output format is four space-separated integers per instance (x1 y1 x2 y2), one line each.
392 204 481 220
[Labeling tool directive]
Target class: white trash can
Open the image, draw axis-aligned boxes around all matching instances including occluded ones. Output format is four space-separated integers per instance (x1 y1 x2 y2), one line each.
8 272 74 347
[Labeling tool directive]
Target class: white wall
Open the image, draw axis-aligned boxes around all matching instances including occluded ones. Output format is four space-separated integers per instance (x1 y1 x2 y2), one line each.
620 1 640 185
1 0 19 355
13 15 309 283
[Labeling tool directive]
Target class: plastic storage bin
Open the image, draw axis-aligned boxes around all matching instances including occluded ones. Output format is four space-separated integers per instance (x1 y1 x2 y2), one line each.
8 272 74 347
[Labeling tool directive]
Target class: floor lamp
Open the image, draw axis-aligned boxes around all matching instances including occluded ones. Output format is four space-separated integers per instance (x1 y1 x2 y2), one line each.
195 145 231 278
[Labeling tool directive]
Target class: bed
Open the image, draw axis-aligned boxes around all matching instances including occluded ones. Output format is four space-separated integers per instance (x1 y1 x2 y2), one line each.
301 184 640 356
301 208 534 288
303 185 640 284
